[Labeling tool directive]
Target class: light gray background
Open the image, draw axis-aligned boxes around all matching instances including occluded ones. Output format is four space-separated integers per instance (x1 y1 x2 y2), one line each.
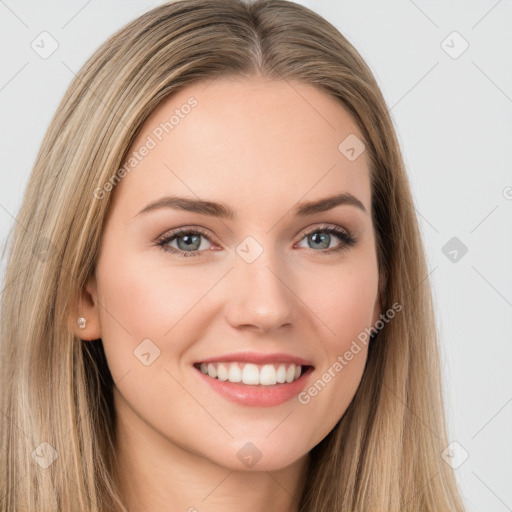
1 1 511 510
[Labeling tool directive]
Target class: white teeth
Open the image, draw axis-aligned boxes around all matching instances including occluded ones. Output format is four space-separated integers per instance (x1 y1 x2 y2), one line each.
276 364 287 383
198 362 304 385
228 364 242 383
207 363 217 379
260 364 277 385
242 363 260 385
217 364 228 381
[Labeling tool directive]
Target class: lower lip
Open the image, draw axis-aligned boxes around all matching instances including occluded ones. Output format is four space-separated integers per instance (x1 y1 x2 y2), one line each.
195 366 314 407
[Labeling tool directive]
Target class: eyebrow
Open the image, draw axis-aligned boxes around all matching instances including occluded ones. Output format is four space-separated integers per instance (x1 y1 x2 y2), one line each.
135 192 367 219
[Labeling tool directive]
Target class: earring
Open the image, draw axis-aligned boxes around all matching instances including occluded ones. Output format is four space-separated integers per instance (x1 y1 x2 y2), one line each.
77 317 87 330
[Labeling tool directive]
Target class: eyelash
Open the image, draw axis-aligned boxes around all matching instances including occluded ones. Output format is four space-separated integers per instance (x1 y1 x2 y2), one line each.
155 224 356 258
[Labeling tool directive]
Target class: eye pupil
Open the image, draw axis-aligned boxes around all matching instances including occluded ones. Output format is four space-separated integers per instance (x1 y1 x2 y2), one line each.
309 232 330 249
178 234 201 251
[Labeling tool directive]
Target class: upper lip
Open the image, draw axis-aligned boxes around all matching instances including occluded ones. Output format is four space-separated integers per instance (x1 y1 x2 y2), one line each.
195 351 314 367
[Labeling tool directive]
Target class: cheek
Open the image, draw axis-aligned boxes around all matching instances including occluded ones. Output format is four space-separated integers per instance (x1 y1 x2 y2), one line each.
94 249 195 373
295 255 378 441
302 253 379 349
96 246 218 334
94 246 233 386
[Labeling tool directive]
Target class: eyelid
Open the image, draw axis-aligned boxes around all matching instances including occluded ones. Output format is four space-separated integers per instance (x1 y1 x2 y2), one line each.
155 225 215 244
298 223 350 239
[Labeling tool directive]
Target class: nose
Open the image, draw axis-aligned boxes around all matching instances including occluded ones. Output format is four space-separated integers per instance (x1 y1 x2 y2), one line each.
223 244 299 333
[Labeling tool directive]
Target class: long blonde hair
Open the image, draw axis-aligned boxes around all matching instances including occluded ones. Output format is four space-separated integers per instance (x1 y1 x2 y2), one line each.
0 0 465 510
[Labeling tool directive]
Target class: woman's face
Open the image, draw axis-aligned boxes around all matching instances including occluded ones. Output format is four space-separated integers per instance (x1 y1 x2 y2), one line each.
82 76 381 472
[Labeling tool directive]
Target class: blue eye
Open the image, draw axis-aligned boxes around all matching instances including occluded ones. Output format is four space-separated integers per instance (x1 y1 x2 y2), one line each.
156 227 214 257
297 225 356 253
156 224 356 258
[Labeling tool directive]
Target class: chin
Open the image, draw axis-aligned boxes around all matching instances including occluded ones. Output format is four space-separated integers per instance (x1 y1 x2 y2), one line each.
200 435 312 473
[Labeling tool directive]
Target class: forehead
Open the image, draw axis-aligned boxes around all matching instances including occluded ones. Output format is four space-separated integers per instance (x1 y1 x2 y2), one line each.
110 77 371 218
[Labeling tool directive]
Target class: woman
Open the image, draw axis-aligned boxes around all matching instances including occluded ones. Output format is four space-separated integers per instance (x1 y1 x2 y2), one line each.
0 0 466 510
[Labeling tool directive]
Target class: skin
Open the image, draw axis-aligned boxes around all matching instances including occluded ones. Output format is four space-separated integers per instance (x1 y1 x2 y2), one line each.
73 75 382 512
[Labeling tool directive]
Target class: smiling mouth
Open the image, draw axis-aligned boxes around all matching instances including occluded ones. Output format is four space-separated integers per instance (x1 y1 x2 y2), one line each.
193 362 313 386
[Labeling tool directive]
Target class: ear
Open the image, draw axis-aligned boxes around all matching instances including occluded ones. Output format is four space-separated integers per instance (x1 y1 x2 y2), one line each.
69 272 102 341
